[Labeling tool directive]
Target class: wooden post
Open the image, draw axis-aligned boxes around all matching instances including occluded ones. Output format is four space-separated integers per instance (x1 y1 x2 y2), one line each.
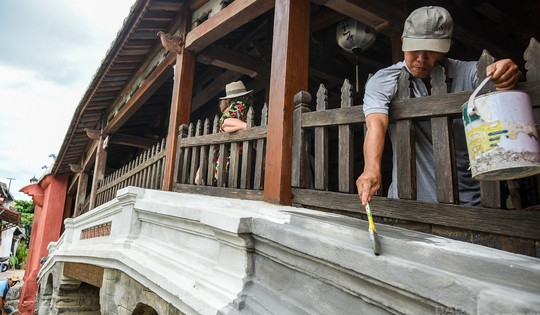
73 172 88 217
89 132 107 210
292 92 311 189
390 36 403 64
430 65 458 204
395 68 416 200
339 79 354 193
162 23 196 190
263 0 310 205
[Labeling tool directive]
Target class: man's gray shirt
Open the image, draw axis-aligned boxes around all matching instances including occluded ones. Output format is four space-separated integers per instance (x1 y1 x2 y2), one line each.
363 58 480 206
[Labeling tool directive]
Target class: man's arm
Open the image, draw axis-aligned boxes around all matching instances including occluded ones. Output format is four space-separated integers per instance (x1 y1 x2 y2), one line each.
356 113 389 206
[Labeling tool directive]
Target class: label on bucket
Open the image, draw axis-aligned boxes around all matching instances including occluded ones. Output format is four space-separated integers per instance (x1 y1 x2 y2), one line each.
465 121 505 160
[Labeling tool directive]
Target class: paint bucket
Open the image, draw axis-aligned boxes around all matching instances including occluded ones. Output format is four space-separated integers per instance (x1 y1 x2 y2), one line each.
462 76 540 181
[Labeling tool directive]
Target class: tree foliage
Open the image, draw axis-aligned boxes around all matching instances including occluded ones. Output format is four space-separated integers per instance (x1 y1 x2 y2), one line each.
14 199 34 230
14 200 34 213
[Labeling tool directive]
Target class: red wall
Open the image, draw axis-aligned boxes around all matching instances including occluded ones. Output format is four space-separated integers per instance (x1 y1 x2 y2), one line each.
19 173 68 314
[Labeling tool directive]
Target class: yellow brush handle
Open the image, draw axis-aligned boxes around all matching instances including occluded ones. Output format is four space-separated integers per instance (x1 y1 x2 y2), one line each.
365 202 378 232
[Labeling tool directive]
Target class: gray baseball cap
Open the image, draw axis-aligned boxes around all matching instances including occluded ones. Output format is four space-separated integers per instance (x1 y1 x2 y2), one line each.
402 6 453 53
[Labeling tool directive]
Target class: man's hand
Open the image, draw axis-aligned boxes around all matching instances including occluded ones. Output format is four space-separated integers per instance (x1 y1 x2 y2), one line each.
486 59 522 90
356 170 381 206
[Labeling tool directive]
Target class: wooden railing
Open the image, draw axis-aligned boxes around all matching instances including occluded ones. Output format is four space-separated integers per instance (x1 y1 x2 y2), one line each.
94 138 167 207
172 104 267 200
291 40 540 256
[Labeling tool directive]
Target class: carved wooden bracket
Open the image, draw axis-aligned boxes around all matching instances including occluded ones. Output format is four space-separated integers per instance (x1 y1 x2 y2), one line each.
85 128 101 140
157 31 184 54
69 164 83 173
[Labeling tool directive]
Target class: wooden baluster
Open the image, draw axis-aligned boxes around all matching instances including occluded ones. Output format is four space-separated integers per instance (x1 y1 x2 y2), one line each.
229 136 240 189
477 50 496 91
147 144 156 188
175 124 188 186
430 64 458 203
138 151 145 188
159 138 167 189
135 154 142 187
118 165 124 189
112 170 118 199
396 67 416 200
189 120 202 185
144 148 151 188
339 79 354 193
180 124 194 184
240 107 255 189
196 118 210 186
253 104 268 190
217 143 227 187
524 38 540 203
477 50 502 208
207 116 219 186
314 84 328 190
524 37 540 82
125 161 132 187
292 93 311 188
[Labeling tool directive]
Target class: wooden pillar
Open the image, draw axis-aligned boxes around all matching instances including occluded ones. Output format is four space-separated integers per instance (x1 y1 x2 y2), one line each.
73 172 88 217
162 13 195 190
18 174 69 314
89 133 107 210
263 0 310 205
391 36 403 63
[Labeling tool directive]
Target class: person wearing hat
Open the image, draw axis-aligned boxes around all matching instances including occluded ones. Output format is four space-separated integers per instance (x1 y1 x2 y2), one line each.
0 274 19 314
356 6 522 206
218 80 253 133
195 80 253 184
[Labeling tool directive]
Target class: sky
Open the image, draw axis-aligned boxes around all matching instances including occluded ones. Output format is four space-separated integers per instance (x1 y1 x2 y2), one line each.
0 0 136 201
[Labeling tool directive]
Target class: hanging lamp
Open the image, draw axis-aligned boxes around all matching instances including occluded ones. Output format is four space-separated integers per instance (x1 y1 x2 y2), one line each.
336 19 376 93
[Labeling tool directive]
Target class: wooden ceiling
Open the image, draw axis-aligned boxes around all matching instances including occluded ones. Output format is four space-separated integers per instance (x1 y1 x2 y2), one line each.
52 0 540 183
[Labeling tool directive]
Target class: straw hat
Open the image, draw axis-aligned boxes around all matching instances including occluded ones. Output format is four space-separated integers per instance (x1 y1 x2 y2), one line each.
8 274 19 282
219 81 253 99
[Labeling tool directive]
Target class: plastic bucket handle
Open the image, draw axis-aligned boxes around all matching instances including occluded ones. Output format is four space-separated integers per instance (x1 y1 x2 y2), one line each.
467 76 492 117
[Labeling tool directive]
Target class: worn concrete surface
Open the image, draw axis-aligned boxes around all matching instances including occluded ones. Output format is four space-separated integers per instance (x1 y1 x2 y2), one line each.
37 187 540 314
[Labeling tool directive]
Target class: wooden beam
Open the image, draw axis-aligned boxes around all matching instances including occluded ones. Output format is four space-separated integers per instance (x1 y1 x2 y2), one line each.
82 141 98 173
102 52 176 135
320 0 404 37
110 133 157 149
197 45 271 80
89 131 107 210
191 71 243 111
185 0 274 52
163 11 195 191
67 172 80 195
264 0 310 205
310 6 346 33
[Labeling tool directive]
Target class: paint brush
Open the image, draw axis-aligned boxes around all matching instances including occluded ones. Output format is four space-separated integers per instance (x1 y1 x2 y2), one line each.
365 202 382 255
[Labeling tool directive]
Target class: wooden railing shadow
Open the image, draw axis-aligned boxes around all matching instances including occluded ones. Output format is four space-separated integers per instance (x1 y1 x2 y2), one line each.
172 104 268 200
292 39 540 256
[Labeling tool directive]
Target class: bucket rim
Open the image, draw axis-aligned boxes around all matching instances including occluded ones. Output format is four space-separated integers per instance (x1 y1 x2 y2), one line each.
461 89 531 109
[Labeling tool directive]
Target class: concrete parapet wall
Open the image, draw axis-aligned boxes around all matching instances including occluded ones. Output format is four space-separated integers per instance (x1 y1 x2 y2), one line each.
37 187 540 314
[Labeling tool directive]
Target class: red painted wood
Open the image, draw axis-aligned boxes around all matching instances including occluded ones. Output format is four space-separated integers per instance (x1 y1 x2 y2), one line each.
19 174 69 314
163 50 196 191
264 0 310 205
